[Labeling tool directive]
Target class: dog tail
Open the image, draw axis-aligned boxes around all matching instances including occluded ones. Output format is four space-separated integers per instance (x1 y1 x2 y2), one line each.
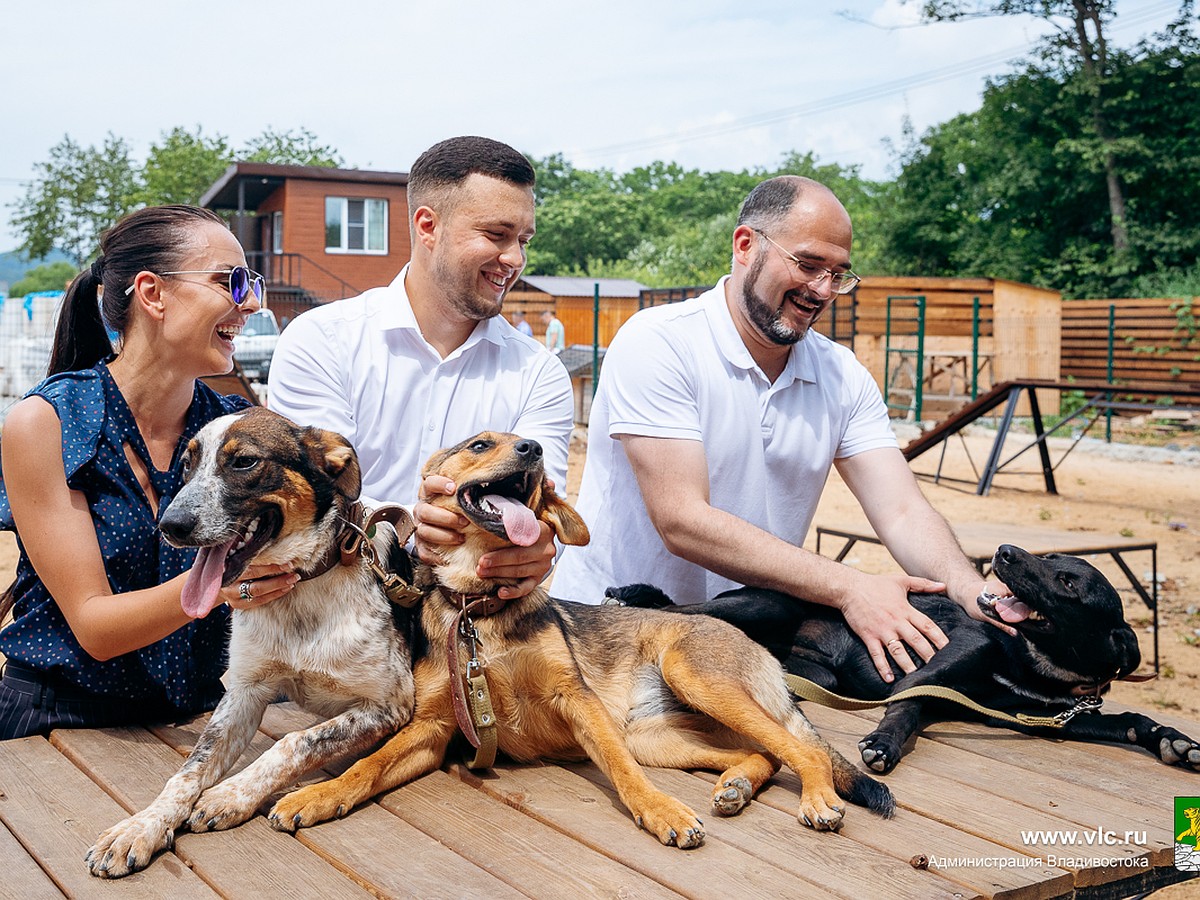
832 748 895 818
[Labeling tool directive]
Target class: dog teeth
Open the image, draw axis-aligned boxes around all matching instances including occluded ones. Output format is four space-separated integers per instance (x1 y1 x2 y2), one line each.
234 517 260 551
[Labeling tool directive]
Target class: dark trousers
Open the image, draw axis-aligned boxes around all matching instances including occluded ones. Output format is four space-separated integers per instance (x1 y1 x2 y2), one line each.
0 660 192 740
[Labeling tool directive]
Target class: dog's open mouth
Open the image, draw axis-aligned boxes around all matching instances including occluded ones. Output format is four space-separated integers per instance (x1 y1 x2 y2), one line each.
180 507 283 618
977 590 1052 631
458 471 540 546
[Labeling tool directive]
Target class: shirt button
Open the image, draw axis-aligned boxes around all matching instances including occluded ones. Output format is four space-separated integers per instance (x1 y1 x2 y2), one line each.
428 422 435 431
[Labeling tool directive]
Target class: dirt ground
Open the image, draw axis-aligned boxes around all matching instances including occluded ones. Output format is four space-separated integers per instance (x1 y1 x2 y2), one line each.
565 421 1200 718
1 420 1197 719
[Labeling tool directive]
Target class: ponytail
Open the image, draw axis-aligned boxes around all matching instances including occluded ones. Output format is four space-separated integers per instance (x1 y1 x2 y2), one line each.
47 261 113 376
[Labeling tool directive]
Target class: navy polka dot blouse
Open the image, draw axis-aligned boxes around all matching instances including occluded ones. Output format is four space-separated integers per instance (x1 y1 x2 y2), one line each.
0 361 250 713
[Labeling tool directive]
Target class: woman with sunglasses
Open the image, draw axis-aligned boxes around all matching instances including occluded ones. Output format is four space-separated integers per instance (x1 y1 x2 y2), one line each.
0 205 297 739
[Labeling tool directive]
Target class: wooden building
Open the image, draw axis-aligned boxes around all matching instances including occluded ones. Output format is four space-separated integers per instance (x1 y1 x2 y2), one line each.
201 163 411 326
505 276 648 347
821 276 1062 418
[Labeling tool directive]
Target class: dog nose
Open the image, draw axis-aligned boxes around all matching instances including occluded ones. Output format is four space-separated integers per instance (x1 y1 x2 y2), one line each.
513 439 543 460
997 544 1017 564
159 505 199 542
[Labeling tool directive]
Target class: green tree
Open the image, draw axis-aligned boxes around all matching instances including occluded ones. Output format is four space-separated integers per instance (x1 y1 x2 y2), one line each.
8 260 78 297
876 15 1200 296
10 126 343 264
242 127 344 167
141 126 233 206
10 133 139 265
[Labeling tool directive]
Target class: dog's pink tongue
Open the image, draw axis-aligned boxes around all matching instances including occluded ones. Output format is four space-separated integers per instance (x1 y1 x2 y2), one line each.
994 596 1032 624
484 493 540 546
181 538 238 619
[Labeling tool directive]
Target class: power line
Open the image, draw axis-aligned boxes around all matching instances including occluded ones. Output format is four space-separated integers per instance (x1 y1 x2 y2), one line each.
577 2 1184 160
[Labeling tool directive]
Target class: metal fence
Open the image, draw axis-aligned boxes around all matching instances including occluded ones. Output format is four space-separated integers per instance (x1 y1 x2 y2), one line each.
0 292 61 423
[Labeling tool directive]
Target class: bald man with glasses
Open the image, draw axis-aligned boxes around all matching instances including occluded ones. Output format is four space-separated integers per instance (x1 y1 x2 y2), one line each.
553 175 1008 681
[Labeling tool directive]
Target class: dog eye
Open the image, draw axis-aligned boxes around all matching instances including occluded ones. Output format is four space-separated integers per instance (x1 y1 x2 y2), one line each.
1057 574 1076 592
229 455 260 471
469 440 492 452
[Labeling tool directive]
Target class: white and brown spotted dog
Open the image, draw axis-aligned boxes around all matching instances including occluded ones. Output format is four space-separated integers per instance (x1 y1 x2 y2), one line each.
87 407 419 878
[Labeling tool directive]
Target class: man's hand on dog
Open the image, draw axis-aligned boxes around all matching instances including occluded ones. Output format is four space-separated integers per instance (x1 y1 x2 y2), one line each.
415 474 556 599
838 573 949 682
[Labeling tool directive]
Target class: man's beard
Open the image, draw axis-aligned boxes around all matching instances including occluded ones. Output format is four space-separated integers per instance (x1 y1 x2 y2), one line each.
740 253 818 346
433 255 506 322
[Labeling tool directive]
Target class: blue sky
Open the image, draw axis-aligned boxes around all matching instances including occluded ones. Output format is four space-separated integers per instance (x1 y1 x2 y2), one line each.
0 0 1184 254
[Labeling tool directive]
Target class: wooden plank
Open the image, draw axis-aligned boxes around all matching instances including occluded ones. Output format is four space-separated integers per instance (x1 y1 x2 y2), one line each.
379 769 682 899
51 726 373 898
799 706 1151 891
446 759 841 899
0 817 67 899
256 703 621 899
740 773 1072 900
0 736 219 898
831 713 1170 860
570 761 972 900
290 801 528 900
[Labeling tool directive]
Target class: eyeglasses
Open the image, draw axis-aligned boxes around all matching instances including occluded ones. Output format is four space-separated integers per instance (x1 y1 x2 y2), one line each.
124 266 266 306
752 228 860 295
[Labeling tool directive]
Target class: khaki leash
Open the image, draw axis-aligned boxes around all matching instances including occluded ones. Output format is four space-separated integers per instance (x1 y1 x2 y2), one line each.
783 673 1103 729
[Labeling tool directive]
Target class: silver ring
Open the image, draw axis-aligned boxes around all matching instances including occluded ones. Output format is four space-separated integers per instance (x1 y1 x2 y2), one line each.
239 581 253 602
887 640 903 652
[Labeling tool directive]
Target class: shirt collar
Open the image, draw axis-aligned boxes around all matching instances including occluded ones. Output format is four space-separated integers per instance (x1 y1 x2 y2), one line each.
379 264 508 351
705 277 817 386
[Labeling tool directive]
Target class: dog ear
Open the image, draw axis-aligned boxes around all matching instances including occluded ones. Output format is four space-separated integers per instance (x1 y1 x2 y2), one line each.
303 428 362 500
538 486 590 546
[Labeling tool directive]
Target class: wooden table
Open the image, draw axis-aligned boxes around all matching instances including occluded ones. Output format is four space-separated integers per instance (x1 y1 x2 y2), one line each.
816 520 1160 671
1 699 1196 898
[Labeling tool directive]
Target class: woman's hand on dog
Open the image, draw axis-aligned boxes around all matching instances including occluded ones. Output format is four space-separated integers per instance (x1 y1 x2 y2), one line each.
215 563 298 613
838 573 950 682
414 474 556 600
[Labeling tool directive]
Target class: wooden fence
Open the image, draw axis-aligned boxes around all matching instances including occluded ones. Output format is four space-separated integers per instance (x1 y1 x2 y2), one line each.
1061 298 1200 388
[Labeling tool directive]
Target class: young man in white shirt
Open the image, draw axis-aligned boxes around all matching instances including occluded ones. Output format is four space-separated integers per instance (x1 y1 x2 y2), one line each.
553 175 1008 680
269 136 572 598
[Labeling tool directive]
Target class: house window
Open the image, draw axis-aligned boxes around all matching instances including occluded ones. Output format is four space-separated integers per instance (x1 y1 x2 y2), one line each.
325 197 388 254
271 211 283 254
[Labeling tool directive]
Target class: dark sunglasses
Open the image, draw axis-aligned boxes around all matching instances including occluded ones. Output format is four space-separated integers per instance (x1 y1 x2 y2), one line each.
124 266 267 306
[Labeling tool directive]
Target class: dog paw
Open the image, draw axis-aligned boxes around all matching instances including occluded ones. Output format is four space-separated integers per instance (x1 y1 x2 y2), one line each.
1157 729 1200 770
633 795 705 849
797 793 845 832
268 784 349 832
711 776 753 817
187 782 259 833
858 731 902 774
86 813 173 878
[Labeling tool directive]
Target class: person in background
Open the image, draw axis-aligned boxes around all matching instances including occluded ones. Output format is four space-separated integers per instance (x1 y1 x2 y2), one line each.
553 175 1010 682
542 308 565 354
0 205 296 739
512 309 533 337
268 136 573 599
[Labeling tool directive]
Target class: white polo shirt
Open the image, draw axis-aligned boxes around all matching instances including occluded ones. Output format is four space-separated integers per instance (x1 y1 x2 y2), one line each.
267 266 573 508
552 278 896 605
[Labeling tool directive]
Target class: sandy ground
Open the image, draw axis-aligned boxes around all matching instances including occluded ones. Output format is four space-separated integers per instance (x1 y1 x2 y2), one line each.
1 421 1197 720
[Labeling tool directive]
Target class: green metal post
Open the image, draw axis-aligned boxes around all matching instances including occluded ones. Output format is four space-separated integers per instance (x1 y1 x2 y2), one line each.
914 296 925 421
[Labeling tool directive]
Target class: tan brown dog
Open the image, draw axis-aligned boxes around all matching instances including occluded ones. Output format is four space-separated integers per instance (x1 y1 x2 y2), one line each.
268 431 893 848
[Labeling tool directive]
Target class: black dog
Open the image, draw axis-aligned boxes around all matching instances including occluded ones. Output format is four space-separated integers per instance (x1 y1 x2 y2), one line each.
609 544 1200 774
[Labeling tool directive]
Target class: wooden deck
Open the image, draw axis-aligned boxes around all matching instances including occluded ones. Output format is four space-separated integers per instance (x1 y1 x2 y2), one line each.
3 700 1198 899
